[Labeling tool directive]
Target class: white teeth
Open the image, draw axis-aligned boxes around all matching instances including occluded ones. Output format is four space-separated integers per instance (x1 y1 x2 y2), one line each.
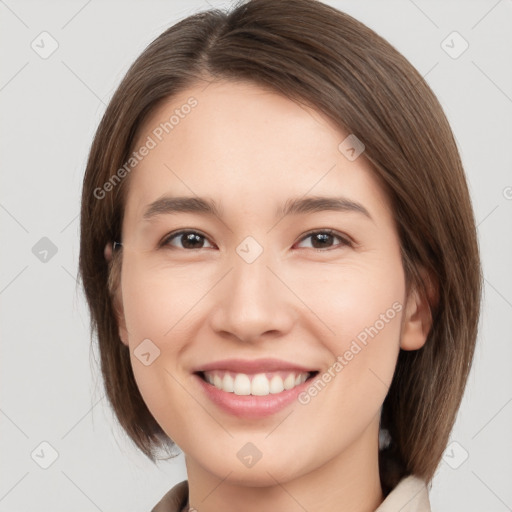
222 373 234 392
233 373 251 395
251 373 270 396
283 373 296 390
213 374 223 389
269 375 284 394
202 370 310 396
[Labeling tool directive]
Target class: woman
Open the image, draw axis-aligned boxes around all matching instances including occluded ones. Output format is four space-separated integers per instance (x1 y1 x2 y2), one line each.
79 0 482 510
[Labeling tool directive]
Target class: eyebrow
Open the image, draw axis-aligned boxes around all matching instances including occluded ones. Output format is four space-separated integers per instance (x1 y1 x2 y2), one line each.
142 195 373 222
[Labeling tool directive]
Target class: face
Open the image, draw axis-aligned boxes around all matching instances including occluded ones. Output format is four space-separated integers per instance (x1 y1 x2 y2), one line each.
111 80 428 486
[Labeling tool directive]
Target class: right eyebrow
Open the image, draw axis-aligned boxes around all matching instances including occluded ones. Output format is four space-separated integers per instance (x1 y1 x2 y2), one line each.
143 196 222 221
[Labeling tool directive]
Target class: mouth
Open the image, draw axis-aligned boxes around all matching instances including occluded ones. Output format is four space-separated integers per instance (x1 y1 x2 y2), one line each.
195 369 319 396
192 358 321 418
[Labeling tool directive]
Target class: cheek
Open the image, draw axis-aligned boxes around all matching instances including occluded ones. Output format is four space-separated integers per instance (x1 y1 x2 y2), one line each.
119 259 203 425
121 257 204 345
295 255 405 346
297 256 405 403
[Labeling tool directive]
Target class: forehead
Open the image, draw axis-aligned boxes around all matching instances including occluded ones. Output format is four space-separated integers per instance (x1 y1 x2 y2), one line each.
124 80 390 225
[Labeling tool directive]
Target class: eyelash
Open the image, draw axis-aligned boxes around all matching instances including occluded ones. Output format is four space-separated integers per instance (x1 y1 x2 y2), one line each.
159 229 353 252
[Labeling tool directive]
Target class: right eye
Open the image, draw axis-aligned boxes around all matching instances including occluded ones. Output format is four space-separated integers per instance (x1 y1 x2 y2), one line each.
160 230 216 250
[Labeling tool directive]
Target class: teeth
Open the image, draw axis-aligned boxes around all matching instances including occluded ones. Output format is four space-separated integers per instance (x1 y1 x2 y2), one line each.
233 374 251 395
269 375 284 394
284 373 296 390
222 373 234 392
203 370 310 396
251 374 269 396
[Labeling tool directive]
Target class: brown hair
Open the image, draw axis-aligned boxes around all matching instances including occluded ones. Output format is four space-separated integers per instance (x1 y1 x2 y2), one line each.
79 0 481 495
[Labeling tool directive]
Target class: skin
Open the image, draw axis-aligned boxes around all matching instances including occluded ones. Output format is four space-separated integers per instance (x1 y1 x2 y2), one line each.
106 80 432 512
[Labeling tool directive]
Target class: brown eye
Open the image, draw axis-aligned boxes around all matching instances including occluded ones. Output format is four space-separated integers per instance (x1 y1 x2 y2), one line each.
295 230 351 250
161 231 214 250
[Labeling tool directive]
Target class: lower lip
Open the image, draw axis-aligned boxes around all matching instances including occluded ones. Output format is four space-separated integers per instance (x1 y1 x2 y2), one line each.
193 373 314 419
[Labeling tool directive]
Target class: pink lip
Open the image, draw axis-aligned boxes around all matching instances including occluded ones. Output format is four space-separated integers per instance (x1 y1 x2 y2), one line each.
193 372 315 419
192 358 317 374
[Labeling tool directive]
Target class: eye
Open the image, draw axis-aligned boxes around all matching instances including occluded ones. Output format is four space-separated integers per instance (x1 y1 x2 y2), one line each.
160 228 352 251
294 229 352 251
160 230 215 250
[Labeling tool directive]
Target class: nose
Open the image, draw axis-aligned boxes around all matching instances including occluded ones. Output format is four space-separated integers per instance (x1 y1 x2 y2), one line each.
208 249 296 344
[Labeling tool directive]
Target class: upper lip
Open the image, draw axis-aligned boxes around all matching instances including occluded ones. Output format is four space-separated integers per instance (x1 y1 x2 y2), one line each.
193 358 317 374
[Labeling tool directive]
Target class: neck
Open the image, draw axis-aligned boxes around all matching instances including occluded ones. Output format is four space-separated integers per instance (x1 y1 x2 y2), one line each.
184 421 384 512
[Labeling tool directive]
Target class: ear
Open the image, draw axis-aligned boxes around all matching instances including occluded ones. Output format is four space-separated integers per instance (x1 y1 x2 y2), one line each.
400 270 437 351
104 242 129 347
115 302 130 348
104 241 113 262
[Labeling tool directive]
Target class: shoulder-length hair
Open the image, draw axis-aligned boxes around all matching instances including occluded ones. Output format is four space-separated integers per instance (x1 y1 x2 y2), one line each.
79 0 481 495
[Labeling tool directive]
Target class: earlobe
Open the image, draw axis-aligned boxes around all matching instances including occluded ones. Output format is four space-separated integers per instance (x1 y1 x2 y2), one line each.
104 242 113 262
105 241 129 346
400 272 437 351
118 321 129 347
114 298 129 347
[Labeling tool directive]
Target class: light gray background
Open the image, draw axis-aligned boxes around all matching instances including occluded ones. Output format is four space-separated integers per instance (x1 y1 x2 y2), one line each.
1 0 511 510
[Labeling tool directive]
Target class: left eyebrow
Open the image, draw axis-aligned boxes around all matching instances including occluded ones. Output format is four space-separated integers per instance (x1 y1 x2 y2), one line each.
277 195 373 221
141 195 373 222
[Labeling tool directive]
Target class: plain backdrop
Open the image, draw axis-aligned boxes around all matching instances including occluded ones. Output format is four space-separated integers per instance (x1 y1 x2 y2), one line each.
1 0 511 510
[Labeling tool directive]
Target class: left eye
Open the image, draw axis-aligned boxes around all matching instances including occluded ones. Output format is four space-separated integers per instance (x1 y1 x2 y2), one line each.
160 229 351 251
295 230 351 250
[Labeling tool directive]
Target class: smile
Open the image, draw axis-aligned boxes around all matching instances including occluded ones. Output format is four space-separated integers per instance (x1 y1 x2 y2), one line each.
198 370 317 396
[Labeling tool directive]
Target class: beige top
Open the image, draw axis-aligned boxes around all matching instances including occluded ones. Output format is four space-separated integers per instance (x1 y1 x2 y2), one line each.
151 475 431 512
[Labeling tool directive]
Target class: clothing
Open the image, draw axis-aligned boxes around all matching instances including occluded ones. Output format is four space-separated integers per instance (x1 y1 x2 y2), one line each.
151 474 431 512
